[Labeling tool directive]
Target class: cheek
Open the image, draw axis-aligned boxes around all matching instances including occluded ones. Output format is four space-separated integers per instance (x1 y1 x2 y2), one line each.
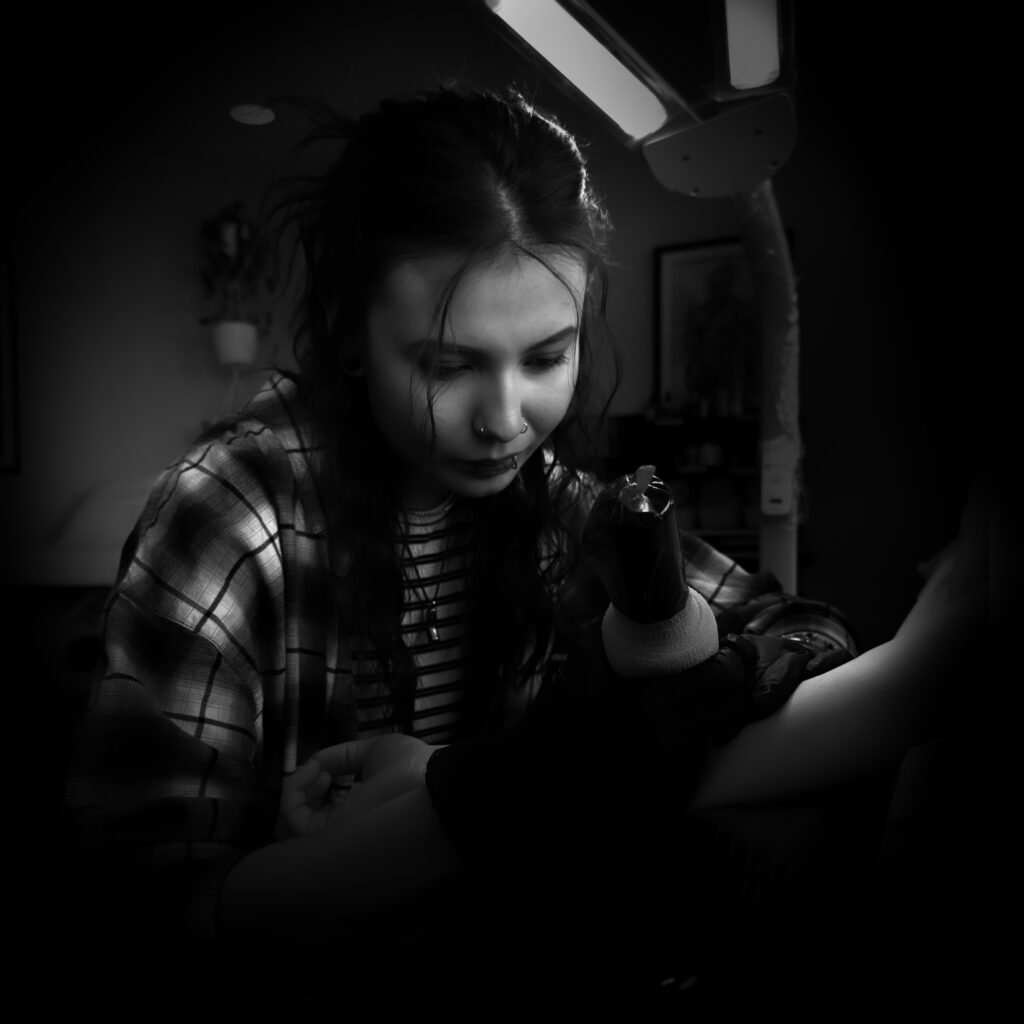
416 385 464 445
531 368 578 435
364 360 434 449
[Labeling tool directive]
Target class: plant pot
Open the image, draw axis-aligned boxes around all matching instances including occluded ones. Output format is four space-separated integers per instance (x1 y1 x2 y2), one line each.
211 320 260 367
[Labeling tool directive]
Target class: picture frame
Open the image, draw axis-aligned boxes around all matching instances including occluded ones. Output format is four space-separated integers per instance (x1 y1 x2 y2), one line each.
655 237 762 417
0 260 17 473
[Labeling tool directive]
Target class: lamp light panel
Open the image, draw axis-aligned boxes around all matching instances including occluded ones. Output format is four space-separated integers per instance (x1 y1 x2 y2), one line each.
724 0 780 90
487 0 671 139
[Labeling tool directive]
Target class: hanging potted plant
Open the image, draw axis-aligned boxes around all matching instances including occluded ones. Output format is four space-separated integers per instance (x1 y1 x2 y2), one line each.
199 200 275 367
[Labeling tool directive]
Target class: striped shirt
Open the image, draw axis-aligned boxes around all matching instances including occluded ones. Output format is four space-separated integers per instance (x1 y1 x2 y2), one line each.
60 372 783 942
356 495 473 742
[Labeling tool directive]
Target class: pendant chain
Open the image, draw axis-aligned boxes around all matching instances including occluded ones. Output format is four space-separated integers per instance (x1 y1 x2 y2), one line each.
401 536 445 643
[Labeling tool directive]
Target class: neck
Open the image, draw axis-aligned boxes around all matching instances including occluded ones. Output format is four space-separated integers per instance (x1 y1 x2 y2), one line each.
402 490 454 516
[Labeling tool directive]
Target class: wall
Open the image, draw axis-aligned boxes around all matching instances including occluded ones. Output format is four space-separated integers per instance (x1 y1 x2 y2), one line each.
3 2 986 648
771 7 987 648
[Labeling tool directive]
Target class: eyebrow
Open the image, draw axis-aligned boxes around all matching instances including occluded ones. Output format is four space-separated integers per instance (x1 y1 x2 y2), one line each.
405 324 578 355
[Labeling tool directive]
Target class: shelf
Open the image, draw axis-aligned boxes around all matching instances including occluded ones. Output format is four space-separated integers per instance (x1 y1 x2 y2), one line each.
648 413 759 426
690 529 758 538
668 466 758 476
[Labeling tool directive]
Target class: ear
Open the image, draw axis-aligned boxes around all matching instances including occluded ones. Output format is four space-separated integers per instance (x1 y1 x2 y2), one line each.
341 352 366 377
339 322 369 377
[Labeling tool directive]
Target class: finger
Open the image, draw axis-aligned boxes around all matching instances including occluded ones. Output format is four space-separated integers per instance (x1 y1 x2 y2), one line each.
279 789 301 814
362 733 428 776
280 776 312 811
308 739 377 778
285 757 322 792
288 806 311 829
805 652 828 675
308 769 333 803
806 649 852 676
750 652 808 715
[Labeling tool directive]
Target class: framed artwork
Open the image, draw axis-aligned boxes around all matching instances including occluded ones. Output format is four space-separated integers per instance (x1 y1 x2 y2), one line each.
655 237 761 417
0 261 17 473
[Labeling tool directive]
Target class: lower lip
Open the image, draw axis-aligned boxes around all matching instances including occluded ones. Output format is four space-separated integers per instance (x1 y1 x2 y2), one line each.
456 458 517 479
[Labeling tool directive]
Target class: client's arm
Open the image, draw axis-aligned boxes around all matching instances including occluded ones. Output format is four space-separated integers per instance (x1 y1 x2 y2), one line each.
695 466 990 809
692 569 983 809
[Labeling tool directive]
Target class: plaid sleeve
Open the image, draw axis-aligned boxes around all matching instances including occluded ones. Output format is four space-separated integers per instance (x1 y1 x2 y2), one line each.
679 529 781 615
680 530 859 654
61 430 290 943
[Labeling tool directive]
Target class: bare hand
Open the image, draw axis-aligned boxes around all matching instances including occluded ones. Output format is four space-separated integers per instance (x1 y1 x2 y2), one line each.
276 734 438 839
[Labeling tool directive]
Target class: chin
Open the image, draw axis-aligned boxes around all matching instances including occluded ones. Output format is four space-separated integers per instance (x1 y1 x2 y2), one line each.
444 469 520 500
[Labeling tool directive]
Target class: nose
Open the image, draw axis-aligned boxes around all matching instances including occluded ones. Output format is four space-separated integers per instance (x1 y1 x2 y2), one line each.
473 373 525 444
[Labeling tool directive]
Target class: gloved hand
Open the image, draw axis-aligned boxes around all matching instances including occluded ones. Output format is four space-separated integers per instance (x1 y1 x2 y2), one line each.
718 632 854 725
622 632 852 816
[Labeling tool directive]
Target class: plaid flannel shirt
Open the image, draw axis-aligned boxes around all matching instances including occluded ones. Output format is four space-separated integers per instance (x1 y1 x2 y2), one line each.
62 373 784 943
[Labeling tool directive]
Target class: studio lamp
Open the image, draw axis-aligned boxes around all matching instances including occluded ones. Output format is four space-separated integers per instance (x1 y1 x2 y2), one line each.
483 0 802 591
484 0 796 197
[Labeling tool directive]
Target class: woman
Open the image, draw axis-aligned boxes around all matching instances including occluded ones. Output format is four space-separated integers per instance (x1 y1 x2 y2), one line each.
60 83 975 1009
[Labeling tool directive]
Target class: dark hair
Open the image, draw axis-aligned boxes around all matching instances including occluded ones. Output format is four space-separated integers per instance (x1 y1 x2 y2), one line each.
267 83 619 736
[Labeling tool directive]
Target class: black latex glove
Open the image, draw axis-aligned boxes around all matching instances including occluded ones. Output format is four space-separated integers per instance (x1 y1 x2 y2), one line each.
580 469 688 624
718 632 853 725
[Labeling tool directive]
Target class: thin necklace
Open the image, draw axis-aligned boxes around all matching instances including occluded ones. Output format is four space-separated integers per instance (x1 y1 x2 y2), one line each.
403 540 445 643
400 496 453 643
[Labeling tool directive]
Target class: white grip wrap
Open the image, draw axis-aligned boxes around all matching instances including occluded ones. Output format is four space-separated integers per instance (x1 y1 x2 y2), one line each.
602 587 719 677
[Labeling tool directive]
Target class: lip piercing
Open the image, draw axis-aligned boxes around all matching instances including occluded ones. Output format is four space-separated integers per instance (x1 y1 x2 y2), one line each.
520 423 528 434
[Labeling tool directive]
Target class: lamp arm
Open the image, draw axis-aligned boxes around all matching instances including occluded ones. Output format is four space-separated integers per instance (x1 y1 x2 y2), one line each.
733 179 800 593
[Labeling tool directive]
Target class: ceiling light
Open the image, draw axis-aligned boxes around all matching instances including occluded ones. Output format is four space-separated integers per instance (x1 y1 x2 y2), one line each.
229 103 276 126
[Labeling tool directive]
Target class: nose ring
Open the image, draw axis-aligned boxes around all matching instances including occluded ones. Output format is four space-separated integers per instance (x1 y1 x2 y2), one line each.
475 421 529 437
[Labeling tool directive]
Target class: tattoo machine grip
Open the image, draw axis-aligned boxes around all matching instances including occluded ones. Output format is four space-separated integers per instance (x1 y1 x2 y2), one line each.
582 465 688 625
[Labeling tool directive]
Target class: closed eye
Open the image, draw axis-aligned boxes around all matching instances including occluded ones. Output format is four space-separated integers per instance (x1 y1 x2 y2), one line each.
431 361 471 379
525 352 571 373
427 351 571 380
410 325 578 381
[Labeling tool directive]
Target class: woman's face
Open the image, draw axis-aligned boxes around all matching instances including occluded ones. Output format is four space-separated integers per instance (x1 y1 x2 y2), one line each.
364 250 586 508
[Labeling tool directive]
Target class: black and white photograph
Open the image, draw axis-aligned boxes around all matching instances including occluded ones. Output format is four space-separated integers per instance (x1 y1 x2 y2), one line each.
5 1 998 1018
